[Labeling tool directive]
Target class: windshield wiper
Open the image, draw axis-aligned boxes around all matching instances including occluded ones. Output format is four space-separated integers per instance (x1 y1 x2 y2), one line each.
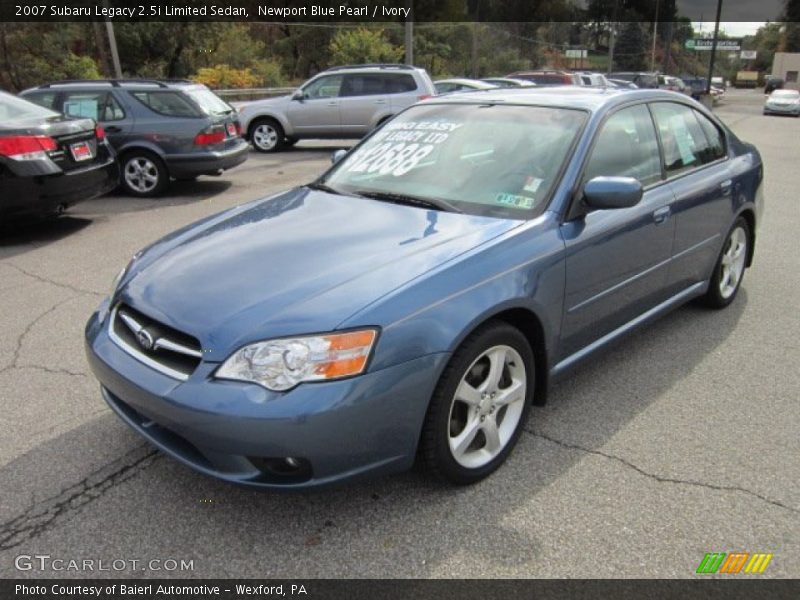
307 182 345 195
352 190 461 213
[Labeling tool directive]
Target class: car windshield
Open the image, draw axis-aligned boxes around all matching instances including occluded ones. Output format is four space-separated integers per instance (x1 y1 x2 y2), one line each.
770 90 799 99
322 103 587 219
0 91 60 121
185 88 234 115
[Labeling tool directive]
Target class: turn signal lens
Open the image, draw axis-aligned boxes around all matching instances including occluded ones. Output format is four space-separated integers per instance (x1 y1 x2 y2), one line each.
216 329 378 392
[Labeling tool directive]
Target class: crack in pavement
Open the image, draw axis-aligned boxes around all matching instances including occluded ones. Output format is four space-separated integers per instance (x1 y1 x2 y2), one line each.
0 295 89 378
524 428 799 515
0 445 160 551
2 262 104 298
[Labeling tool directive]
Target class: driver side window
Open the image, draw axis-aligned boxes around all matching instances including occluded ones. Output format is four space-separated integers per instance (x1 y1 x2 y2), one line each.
302 75 344 100
584 104 662 187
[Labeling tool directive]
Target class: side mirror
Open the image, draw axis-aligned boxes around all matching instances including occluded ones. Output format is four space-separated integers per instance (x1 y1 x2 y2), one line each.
583 176 643 210
331 149 348 164
291 90 305 102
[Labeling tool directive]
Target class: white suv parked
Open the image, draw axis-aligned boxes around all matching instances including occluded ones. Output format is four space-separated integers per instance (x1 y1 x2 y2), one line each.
237 64 436 152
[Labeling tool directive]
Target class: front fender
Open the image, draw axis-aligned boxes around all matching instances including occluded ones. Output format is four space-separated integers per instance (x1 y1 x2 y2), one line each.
339 213 567 374
244 111 294 137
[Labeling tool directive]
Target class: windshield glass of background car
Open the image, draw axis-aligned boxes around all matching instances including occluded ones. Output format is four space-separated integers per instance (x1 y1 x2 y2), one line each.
323 103 587 219
0 91 60 121
770 90 799 99
185 88 233 115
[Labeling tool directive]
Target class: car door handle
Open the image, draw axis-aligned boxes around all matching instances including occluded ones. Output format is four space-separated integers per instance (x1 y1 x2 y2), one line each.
720 179 733 195
374 99 387 104
653 206 671 224
104 126 122 133
327 101 339 107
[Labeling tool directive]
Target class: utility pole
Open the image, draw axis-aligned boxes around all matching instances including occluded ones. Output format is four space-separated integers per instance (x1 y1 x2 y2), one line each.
706 0 724 94
650 0 660 72
404 0 413 65
102 0 122 77
607 0 620 74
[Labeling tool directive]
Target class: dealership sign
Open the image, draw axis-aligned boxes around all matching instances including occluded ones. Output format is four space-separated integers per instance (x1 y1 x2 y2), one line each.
740 50 757 60
685 38 742 51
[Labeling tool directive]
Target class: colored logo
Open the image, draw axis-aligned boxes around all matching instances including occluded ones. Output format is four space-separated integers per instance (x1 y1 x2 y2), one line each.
696 552 773 574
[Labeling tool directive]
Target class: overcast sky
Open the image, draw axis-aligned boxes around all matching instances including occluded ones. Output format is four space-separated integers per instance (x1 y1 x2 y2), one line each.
693 22 768 37
677 0 783 22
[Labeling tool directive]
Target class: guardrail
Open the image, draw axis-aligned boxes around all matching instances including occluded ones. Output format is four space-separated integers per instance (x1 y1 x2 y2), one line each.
215 87 296 102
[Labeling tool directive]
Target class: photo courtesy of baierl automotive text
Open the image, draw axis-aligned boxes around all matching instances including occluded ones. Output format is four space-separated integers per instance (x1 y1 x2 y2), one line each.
0 0 797 597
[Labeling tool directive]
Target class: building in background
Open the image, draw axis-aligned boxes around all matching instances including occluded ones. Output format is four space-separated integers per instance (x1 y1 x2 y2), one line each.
771 52 800 89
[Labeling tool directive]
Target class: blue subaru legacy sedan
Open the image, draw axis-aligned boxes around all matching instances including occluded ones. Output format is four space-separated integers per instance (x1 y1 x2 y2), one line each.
85 88 763 489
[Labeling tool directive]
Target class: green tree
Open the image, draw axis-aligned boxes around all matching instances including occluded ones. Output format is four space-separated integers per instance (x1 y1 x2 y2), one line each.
783 0 800 51
613 22 648 70
0 23 101 91
328 28 402 65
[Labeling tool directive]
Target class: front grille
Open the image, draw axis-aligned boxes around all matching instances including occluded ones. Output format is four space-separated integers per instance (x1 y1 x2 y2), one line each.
109 304 202 380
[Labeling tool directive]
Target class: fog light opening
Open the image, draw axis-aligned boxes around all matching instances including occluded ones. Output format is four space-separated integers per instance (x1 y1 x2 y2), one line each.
247 456 312 483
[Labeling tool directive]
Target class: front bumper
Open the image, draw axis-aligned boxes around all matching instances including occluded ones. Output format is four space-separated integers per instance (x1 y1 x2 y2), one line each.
0 157 118 218
164 139 250 178
763 105 800 115
85 304 448 490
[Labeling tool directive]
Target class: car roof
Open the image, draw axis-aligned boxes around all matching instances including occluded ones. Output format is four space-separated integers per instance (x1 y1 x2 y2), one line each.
422 86 682 112
435 78 497 88
322 64 423 74
22 79 207 93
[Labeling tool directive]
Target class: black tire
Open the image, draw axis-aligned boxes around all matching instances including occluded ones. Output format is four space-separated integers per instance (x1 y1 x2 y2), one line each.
699 217 750 309
420 320 535 485
249 118 285 153
120 150 168 198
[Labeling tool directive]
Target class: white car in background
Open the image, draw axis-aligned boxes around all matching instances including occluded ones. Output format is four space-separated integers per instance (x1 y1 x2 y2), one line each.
763 89 800 116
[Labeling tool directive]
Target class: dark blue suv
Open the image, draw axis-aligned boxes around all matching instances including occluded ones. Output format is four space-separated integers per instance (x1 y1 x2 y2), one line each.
21 80 249 197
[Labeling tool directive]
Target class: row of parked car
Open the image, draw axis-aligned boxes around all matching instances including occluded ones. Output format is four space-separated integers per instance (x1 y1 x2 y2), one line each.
232 65 719 155
0 64 733 220
1 79 249 219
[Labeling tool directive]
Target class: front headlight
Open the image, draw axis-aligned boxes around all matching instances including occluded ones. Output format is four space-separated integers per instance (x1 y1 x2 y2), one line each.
215 329 378 392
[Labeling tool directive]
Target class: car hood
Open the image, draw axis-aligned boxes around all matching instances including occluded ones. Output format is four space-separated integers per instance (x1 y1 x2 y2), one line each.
120 188 521 361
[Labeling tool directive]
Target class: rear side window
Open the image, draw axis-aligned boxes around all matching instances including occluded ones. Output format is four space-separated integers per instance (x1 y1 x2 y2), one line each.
651 103 723 175
24 92 58 110
340 74 417 97
584 104 662 186
130 91 201 117
62 91 125 121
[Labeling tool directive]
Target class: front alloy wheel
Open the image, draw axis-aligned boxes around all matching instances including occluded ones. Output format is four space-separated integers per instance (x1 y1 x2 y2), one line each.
250 119 285 153
448 345 527 469
421 321 534 484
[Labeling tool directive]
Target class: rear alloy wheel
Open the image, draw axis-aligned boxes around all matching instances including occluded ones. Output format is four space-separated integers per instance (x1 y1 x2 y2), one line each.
121 152 168 197
701 217 750 308
250 119 285 153
421 321 534 484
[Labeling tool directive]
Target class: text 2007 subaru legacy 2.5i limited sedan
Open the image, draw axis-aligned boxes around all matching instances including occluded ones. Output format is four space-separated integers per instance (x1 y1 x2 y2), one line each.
85 87 763 489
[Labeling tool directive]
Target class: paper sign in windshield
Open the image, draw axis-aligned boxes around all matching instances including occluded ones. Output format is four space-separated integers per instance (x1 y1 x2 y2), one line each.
346 120 462 177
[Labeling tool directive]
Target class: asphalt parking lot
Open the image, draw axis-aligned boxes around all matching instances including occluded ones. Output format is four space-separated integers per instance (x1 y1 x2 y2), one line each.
1 89 798 579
